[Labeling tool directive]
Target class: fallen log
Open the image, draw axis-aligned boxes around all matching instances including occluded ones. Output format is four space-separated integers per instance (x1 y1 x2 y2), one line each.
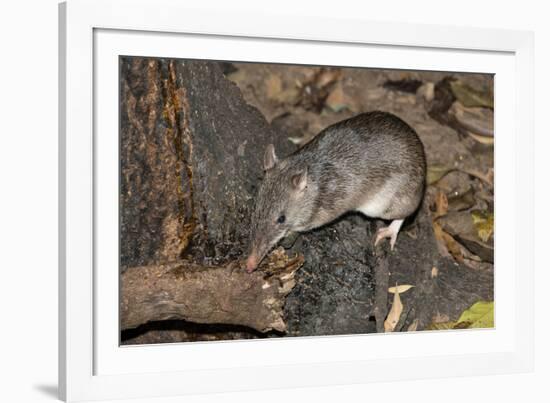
121 248 304 333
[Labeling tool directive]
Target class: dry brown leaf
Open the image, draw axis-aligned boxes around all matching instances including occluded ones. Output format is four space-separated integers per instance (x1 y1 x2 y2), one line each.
288 136 304 145
407 319 419 332
442 232 464 263
265 74 282 100
433 221 464 263
431 266 439 278
325 84 349 112
432 312 450 324
426 322 456 330
384 287 404 332
265 74 301 106
420 82 435 102
315 68 342 88
433 221 452 259
434 191 449 218
449 101 494 137
388 284 414 294
467 131 495 145
225 69 247 86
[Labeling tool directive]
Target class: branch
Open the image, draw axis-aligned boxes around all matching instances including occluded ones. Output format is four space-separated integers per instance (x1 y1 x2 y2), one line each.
121 248 304 333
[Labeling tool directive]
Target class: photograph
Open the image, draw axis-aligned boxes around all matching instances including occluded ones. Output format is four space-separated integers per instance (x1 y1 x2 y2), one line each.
119 57 494 344
2 0 545 401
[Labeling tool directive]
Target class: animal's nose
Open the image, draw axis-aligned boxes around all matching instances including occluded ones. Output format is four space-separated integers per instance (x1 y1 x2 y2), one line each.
246 255 258 273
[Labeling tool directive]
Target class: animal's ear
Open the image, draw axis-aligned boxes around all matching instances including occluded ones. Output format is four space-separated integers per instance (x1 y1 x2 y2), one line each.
263 144 278 171
291 167 308 192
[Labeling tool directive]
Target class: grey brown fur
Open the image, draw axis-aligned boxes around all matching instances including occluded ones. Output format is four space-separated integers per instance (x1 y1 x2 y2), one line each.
246 111 427 272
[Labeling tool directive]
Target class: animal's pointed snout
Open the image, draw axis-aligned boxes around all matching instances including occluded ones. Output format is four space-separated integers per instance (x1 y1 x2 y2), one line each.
246 254 258 273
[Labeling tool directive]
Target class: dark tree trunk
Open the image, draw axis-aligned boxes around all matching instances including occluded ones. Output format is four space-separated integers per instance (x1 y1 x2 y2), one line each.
120 57 292 270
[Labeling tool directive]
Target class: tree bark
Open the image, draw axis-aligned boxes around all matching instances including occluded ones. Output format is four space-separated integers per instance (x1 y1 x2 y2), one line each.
121 248 303 333
120 57 292 270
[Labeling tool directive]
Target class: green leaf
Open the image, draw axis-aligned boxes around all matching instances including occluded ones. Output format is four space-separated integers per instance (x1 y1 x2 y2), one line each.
426 301 494 331
471 210 494 243
456 301 494 329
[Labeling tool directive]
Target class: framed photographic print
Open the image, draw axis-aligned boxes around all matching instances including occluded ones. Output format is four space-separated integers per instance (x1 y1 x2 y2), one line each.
59 0 534 401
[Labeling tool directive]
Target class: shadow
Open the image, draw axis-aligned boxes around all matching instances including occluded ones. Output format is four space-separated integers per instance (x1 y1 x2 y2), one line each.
121 319 284 345
33 384 59 400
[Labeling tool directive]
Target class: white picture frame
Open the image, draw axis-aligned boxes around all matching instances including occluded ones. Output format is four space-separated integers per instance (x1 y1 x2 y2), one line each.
59 0 534 401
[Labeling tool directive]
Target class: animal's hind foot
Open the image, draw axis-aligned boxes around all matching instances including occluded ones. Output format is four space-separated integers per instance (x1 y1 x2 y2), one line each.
374 219 404 251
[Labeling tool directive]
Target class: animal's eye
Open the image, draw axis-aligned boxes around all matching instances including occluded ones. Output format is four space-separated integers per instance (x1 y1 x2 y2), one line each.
277 215 286 224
